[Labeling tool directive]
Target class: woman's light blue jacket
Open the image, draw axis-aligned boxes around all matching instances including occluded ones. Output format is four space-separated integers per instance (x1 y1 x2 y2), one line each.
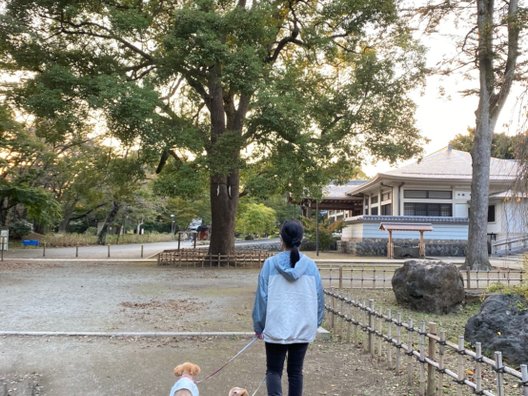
252 251 324 344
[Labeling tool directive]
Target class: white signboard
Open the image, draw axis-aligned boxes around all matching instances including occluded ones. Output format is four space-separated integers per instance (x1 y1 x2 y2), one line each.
0 229 8 251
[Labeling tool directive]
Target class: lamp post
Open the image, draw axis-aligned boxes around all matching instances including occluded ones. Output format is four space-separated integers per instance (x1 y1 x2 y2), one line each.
170 214 175 239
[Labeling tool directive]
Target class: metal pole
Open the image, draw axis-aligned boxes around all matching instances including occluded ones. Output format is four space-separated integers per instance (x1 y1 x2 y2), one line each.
141 244 144 258
178 232 181 251
107 244 110 258
43 242 46 257
315 200 320 257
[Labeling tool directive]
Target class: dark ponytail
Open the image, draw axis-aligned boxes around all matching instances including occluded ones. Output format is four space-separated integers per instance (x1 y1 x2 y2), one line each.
280 220 304 268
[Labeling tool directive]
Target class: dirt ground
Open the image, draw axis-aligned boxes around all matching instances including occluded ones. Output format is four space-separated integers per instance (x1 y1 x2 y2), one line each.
0 260 407 395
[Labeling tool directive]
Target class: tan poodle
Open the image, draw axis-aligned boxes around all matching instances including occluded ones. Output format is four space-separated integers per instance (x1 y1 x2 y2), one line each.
169 362 201 396
228 387 249 396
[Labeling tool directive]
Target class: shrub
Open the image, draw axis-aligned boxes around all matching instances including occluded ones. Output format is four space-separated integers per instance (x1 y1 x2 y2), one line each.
486 283 528 300
9 220 33 239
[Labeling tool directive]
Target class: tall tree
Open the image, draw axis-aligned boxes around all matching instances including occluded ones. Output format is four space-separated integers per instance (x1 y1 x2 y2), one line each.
1 0 426 255
467 0 523 270
414 0 527 270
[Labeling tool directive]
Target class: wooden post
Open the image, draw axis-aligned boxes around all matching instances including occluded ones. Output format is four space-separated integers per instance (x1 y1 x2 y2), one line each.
75 246 79 258
107 244 110 258
419 322 426 396
521 364 528 396
346 305 352 343
495 351 504 396
43 242 46 257
177 232 181 251
387 309 393 369
466 269 471 289
475 343 483 395
339 266 343 289
141 245 144 258
407 318 414 388
437 330 445 393
427 322 437 396
330 294 335 330
456 336 465 396
419 230 425 257
387 230 393 259
378 314 383 358
396 312 402 372
368 299 374 356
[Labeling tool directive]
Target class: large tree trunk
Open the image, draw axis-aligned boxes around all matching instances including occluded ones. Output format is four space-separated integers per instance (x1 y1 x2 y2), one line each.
205 62 249 256
58 202 75 233
97 200 121 245
465 0 520 270
465 116 493 270
209 170 239 256
465 0 494 270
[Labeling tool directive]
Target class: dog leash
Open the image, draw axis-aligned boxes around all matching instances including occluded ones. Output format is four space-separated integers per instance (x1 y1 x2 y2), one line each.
250 375 266 396
196 336 258 384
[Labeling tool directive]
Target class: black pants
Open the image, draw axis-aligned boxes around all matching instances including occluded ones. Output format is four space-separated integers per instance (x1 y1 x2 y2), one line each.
265 342 309 396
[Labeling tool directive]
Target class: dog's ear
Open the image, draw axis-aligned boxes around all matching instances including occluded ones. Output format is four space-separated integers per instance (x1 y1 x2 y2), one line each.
174 362 201 377
173 363 185 377
188 363 201 377
241 389 249 396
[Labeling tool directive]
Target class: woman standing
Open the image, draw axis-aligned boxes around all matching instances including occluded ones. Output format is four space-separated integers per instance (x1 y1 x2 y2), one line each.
252 220 324 396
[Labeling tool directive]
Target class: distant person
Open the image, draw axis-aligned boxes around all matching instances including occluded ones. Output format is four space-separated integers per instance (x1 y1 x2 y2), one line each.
252 220 324 396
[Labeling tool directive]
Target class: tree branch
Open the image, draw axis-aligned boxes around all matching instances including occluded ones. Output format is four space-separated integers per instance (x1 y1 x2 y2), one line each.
54 15 155 63
490 0 521 122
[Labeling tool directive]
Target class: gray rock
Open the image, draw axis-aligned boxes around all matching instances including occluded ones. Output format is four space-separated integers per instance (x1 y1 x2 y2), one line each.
391 260 465 314
465 294 528 366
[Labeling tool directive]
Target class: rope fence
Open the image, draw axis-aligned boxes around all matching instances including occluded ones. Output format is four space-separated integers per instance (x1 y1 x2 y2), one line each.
319 265 524 290
324 289 528 396
157 248 273 267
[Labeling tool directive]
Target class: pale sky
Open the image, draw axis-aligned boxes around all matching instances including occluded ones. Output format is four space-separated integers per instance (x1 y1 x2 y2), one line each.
364 26 527 178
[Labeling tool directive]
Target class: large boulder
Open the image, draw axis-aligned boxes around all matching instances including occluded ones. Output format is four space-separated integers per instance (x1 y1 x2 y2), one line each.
465 294 528 366
391 260 465 314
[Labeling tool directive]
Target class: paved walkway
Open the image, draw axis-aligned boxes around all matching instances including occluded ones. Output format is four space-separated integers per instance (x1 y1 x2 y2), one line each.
0 239 280 260
1 239 523 269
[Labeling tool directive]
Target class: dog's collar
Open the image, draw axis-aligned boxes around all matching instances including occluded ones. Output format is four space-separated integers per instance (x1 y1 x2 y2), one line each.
179 373 195 382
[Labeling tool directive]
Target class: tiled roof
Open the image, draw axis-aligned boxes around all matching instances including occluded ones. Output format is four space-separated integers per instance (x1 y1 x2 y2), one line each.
381 147 518 180
323 181 367 198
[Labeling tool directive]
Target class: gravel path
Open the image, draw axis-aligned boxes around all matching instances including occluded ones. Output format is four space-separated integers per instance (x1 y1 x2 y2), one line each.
0 260 406 395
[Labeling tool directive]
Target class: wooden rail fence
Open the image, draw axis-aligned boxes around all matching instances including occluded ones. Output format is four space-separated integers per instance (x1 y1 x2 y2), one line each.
325 290 528 396
319 265 524 290
157 248 273 267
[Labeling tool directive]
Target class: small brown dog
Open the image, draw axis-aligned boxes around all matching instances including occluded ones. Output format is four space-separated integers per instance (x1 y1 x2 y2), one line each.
228 387 249 396
169 362 201 396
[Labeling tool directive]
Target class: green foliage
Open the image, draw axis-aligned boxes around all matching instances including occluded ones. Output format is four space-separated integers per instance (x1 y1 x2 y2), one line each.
163 196 211 231
301 218 343 251
0 184 62 227
486 283 528 301
236 202 277 237
1 0 428 250
449 129 524 159
8 220 32 239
